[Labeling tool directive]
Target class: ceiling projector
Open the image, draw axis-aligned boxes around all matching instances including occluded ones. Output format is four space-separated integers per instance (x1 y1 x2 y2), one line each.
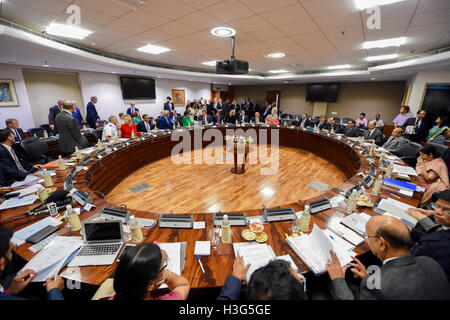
216 36 249 75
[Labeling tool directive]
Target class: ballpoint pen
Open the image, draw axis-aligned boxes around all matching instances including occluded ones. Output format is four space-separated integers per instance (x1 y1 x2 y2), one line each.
386 191 401 199
196 255 205 274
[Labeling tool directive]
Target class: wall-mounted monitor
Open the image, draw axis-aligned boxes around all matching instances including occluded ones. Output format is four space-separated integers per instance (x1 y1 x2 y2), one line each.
306 83 339 102
120 77 156 100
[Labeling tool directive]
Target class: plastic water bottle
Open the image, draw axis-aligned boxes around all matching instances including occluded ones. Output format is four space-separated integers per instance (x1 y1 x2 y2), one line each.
75 146 82 160
58 155 66 171
114 135 120 144
300 205 311 232
131 130 135 139
43 169 53 187
221 214 231 244
129 215 143 243
65 205 81 231
360 136 365 146
97 140 103 150
372 175 383 196
346 190 358 214
43 130 48 139
386 162 394 179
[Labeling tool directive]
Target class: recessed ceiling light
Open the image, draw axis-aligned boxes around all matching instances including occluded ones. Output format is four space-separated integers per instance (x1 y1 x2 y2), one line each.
202 60 217 66
210 27 236 38
137 44 171 54
327 64 351 70
371 77 376 80
112 71 117 74
363 37 406 49
267 52 285 58
355 0 406 10
269 69 288 73
46 23 92 40
42 60 50 68
228 83 232 85
365 53 399 61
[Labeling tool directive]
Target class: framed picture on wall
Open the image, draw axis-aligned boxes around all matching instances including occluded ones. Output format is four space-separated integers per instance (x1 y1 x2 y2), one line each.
0 80 19 107
172 89 186 106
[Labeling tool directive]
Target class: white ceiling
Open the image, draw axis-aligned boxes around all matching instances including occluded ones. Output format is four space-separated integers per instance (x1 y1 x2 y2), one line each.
0 0 449 74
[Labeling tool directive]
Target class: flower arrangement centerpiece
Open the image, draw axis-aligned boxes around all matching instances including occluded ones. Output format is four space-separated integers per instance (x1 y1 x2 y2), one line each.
225 135 254 145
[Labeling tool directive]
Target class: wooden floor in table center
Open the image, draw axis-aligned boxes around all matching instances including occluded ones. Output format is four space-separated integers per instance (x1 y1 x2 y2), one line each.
107 145 347 213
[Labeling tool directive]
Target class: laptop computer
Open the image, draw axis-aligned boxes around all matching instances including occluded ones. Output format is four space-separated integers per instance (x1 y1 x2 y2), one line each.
67 220 124 267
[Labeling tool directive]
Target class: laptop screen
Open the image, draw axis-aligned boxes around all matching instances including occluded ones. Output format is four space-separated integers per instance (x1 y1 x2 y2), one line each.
84 221 123 242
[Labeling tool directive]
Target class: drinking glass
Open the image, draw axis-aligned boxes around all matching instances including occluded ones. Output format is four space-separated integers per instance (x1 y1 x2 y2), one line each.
291 218 301 234
210 228 219 251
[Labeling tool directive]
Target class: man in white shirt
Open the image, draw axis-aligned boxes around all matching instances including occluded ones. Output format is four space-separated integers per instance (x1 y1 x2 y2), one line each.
102 116 120 142
374 113 385 129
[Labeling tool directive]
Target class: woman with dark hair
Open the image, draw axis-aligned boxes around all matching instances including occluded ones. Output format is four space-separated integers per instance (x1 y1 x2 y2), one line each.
393 105 412 128
182 110 194 127
99 243 190 300
426 116 449 145
355 112 368 128
416 144 449 206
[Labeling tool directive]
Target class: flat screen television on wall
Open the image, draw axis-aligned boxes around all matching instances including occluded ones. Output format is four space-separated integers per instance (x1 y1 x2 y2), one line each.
120 77 156 100
306 83 339 102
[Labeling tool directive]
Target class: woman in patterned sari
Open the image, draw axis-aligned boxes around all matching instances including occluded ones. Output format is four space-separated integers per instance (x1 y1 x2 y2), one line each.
427 116 449 145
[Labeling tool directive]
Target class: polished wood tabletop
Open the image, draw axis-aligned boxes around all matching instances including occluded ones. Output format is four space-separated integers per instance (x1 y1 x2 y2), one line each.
1 125 422 289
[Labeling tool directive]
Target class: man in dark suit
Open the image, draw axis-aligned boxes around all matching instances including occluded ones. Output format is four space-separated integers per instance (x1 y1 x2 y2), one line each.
85 96 102 129
314 115 327 130
198 109 211 125
0 163 27 188
343 120 360 137
297 113 311 128
126 102 140 118
158 110 172 130
5 119 25 143
55 101 87 155
208 98 220 116
262 103 272 119
323 117 342 133
169 109 181 128
251 112 263 124
213 111 223 125
164 97 174 113
136 114 155 133
221 99 230 117
238 110 248 123
382 128 409 156
402 109 431 143
407 190 450 283
363 120 385 146
0 129 41 175
48 98 64 134
327 215 449 300
217 256 250 300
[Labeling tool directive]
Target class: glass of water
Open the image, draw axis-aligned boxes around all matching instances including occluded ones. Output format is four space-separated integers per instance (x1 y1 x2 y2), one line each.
210 228 219 251
291 218 301 234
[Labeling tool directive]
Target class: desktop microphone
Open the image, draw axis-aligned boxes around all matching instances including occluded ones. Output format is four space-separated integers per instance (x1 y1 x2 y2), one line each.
28 189 69 213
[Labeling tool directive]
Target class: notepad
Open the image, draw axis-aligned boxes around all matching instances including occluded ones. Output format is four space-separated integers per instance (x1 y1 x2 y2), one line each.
194 241 211 256
233 242 276 280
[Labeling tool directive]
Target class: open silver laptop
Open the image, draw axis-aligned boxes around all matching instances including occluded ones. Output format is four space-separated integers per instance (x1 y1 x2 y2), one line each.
68 220 124 267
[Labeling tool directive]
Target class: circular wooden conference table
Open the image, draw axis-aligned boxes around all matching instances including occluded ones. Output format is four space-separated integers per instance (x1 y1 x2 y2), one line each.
3 125 422 293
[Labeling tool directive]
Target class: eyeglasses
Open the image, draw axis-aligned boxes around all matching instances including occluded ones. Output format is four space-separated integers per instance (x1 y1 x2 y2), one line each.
363 233 379 240
431 203 450 214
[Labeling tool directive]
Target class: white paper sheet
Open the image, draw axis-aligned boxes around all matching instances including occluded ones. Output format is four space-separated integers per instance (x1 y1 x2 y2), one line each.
0 194 38 210
194 241 210 256
10 175 40 188
6 184 44 198
237 243 276 280
13 217 62 242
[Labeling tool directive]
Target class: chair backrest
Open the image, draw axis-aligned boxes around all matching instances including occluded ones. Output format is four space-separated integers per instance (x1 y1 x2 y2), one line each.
27 127 45 138
92 129 102 142
39 124 51 135
20 137 49 163
342 118 353 124
428 142 449 158
402 141 422 158
334 117 341 123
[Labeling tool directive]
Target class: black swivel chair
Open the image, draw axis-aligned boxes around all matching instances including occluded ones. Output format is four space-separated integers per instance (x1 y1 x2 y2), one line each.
28 127 45 138
428 142 449 159
399 141 422 168
342 118 353 125
20 137 50 164
40 124 52 136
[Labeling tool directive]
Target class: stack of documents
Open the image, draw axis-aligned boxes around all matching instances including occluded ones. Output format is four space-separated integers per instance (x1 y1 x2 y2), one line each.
194 241 210 256
12 217 62 246
5 184 44 198
233 242 276 280
377 198 417 227
393 164 418 176
327 215 365 246
10 175 40 188
157 242 187 289
20 236 83 282
287 224 355 275
0 194 38 210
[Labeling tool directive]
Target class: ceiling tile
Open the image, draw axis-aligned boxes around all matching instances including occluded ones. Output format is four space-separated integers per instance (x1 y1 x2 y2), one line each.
260 4 310 26
238 0 298 14
202 0 255 22
178 11 225 31
301 0 358 18
248 28 285 41
314 11 361 30
179 0 225 9
105 19 149 35
121 9 171 28
130 28 176 43
141 0 197 19
291 31 328 44
73 0 133 17
155 21 197 36
277 20 320 36
410 9 450 27
229 15 273 33
416 0 450 14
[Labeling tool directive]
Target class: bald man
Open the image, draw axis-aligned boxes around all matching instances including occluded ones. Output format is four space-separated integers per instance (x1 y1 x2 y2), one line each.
382 128 409 156
363 120 385 146
326 215 449 299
